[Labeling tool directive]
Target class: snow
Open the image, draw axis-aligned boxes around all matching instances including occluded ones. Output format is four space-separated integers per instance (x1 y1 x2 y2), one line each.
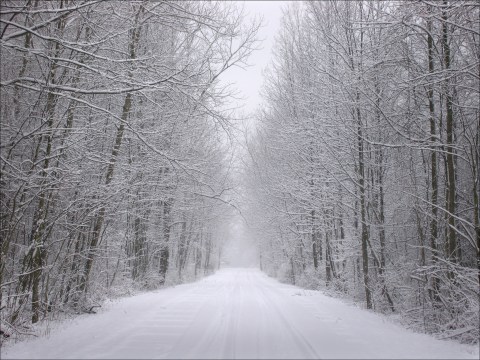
2 268 478 359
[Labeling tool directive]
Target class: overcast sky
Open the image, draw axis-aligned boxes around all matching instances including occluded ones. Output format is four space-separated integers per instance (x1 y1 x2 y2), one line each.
219 2 289 267
219 1 288 115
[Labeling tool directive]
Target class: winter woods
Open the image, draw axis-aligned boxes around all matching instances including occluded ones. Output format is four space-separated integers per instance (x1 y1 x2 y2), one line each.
0 0 258 331
244 1 479 343
1 0 478 348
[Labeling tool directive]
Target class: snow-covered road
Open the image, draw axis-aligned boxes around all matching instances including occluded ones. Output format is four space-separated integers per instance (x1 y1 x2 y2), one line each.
2 268 478 359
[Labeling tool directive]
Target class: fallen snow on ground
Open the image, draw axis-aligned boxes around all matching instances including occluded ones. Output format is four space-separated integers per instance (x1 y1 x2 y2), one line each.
2 268 478 359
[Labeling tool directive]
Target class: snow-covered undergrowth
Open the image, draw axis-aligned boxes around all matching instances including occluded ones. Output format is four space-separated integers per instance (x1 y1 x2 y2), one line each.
267 262 479 345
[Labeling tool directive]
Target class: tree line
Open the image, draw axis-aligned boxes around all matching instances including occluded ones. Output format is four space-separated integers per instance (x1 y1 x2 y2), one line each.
244 0 478 344
0 0 258 335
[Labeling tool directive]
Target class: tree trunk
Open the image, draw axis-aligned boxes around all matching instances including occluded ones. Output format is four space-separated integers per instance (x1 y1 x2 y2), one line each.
442 2 457 267
79 4 144 294
357 104 372 309
311 210 318 269
159 197 172 285
427 5 440 301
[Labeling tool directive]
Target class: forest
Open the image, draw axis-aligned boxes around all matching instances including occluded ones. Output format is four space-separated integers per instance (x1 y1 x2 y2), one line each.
0 0 259 337
243 0 479 344
1 0 479 346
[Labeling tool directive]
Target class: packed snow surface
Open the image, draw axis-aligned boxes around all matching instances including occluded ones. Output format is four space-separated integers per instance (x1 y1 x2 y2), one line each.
3 268 478 359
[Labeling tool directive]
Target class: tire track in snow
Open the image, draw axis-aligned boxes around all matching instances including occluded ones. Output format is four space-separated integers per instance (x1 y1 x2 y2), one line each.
169 275 241 358
254 273 321 359
3 268 478 359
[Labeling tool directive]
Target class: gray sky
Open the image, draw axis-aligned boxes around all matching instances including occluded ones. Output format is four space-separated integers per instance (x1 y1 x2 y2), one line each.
220 1 288 115
220 2 288 267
